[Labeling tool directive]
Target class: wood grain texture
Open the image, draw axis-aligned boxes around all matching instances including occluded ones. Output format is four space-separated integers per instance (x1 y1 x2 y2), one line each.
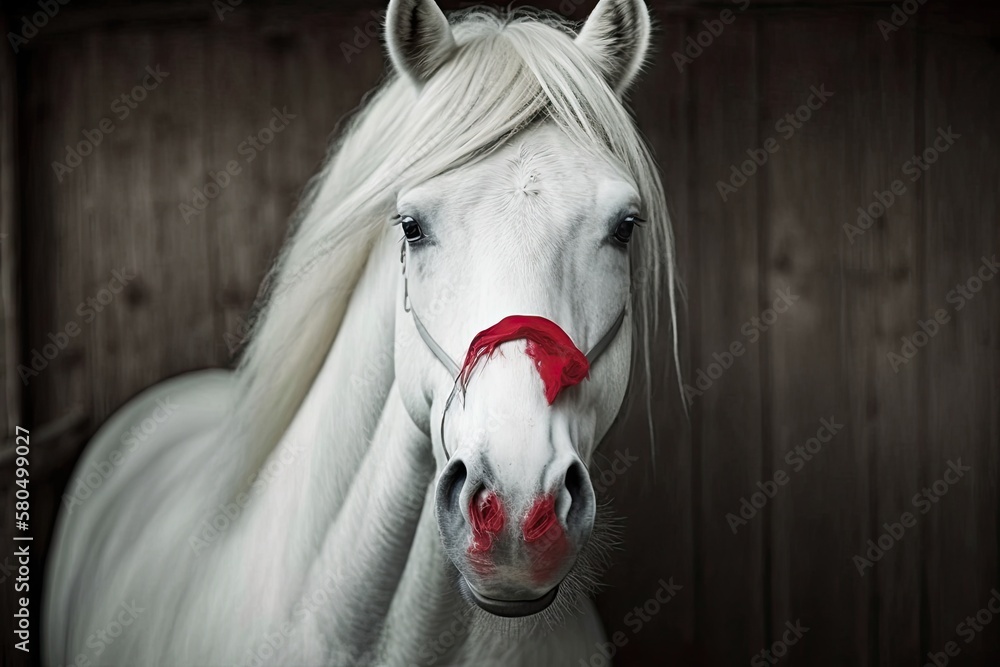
921 20 1000 665
203 11 389 364
20 28 219 424
0 16 21 440
760 12 869 666
2 2 999 666
843 14 923 666
594 13 698 666
687 15 768 666
0 17 27 667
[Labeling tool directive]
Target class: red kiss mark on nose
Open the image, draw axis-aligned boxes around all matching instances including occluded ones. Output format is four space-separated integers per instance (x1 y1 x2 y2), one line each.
468 491 505 575
468 491 505 552
523 495 559 542
523 495 568 583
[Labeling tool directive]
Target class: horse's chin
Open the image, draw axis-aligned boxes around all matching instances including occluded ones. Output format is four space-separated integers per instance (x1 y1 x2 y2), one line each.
461 579 560 617
454 501 621 633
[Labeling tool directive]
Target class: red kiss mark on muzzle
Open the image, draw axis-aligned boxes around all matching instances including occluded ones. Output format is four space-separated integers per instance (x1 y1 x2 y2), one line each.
457 316 590 404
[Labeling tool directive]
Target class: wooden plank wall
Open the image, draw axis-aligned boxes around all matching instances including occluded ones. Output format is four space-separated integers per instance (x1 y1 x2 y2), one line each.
608 3 998 666
18 9 388 428
4 8 390 667
921 16 1000 665
1 1 998 666
1 16 21 438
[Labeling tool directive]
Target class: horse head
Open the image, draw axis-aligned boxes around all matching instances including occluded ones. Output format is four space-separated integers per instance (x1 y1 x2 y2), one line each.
385 0 669 618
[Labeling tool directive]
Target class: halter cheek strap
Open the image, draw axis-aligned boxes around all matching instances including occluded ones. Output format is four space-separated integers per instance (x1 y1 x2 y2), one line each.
410 308 462 378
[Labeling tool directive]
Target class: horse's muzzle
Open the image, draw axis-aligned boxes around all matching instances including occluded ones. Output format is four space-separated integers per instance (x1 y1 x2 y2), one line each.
434 455 596 617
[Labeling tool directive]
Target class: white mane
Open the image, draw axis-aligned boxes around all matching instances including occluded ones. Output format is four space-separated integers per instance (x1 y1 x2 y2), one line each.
225 7 679 489
43 6 681 665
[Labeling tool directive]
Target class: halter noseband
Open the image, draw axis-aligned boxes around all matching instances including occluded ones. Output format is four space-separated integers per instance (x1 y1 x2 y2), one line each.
401 243 628 458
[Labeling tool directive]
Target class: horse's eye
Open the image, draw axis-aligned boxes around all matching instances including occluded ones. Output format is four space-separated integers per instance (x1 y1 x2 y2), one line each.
400 216 425 243
613 215 644 246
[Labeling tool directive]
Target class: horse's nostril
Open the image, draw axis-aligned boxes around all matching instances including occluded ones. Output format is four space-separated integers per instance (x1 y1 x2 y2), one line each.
438 459 468 515
565 460 585 505
563 459 594 533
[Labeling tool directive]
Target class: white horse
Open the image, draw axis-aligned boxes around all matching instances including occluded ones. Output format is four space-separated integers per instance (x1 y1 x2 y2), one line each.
43 0 677 664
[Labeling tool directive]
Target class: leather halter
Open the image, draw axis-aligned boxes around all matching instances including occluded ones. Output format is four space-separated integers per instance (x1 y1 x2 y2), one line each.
400 243 628 457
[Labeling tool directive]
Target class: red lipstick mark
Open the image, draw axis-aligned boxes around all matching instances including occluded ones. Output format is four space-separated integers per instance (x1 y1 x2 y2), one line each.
458 315 590 405
523 495 559 542
523 495 568 583
467 490 505 574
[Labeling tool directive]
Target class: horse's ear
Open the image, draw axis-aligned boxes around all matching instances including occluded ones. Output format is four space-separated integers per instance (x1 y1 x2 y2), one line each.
576 0 652 96
385 0 457 85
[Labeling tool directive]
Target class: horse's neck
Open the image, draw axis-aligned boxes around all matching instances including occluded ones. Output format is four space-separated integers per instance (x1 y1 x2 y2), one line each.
228 231 423 583
282 234 402 543
200 231 586 664
376 486 475 663
212 231 476 663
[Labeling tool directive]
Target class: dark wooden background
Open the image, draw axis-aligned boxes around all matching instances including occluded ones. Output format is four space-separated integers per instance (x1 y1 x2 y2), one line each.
2 1 998 665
